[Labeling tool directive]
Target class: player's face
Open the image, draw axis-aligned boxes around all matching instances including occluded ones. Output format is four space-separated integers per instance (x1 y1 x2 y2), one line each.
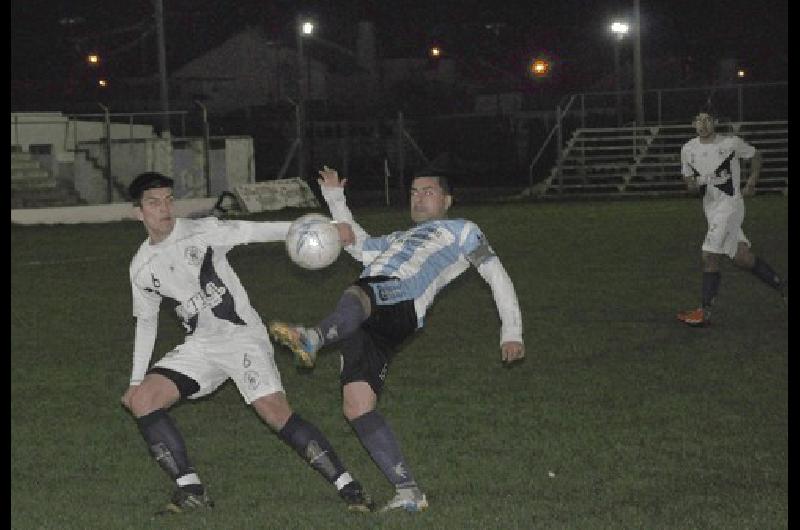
410 176 452 223
694 113 715 138
136 187 176 243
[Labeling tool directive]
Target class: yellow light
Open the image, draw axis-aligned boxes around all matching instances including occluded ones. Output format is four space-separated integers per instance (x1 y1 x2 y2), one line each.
430 46 442 58
737 69 746 78
531 59 550 77
87 54 100 65
98 79 108 88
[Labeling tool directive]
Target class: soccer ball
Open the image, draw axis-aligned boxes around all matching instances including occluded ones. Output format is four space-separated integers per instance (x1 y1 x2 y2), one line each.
286 213 342 270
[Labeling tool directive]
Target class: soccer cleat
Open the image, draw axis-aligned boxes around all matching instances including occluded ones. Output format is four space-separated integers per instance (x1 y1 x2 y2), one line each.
157 487 214 515
676 307 710 327
268 321 319 368
379 487 429 513
339 480 374 513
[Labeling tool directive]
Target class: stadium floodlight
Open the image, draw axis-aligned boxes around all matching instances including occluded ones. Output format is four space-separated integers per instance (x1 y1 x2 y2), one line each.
300 20 315 36
610 21 630 38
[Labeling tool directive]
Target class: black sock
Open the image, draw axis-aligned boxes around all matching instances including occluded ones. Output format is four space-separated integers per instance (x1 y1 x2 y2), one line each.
350 410 416 489
702 271 721 308
136 409 200 488
316 290 368 346
278 413 349 488
751 257 783 290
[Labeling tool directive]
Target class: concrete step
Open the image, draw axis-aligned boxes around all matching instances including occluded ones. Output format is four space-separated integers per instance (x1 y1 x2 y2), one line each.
11 159 41 170
11 175 58 190
11 181 84 209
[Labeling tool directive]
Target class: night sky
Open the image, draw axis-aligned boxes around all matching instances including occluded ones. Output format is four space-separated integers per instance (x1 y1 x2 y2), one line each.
10 0 789 87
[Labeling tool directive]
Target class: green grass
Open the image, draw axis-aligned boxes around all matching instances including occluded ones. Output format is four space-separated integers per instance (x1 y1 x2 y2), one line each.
11 196 787 529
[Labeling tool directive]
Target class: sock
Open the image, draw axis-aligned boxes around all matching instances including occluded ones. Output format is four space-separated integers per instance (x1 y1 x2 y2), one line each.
137 409 202 490
751 257 783 290
350 410 416 489
278 413 350 490
315 290 368 346
702 271 721 309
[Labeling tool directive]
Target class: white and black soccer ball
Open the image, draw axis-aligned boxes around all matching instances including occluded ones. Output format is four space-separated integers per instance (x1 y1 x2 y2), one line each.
286 213 342 270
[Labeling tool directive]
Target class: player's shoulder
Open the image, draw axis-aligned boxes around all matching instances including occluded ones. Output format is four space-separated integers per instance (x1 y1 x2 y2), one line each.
682 137 700 150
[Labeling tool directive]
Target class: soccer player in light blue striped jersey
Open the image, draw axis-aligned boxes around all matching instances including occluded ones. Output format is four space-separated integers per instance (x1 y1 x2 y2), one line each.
269 164 524 513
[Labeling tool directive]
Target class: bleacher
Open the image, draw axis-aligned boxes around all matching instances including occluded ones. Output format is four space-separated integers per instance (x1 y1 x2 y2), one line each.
537 120 788 198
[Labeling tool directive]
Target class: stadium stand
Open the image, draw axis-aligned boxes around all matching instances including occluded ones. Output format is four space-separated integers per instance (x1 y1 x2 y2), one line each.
537 120 788 199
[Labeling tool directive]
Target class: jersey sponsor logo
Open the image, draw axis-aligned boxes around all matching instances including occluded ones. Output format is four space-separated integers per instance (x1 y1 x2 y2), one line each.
172 246 246 333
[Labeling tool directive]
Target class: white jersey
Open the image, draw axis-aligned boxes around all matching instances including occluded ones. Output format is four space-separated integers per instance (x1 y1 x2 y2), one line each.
321 187 523 345
130 217 290 342
681 135 756 212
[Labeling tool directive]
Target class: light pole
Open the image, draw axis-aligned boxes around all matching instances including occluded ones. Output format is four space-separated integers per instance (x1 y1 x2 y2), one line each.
295 17 314 180
154 0 170 135
610 21 629 126
632 0 645 126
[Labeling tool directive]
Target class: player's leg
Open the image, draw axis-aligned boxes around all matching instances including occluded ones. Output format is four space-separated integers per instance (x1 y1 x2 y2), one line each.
127 368 212 513
269 284 372 368
230 339 373 512
732 241 786 299
679 210 732 326
340 328 427 513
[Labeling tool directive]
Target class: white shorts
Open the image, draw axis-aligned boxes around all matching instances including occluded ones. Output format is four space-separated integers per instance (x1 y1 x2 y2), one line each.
153 334 284 404
702 203 750 258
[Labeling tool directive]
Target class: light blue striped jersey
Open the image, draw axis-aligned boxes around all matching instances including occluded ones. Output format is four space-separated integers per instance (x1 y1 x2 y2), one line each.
356 218 496 327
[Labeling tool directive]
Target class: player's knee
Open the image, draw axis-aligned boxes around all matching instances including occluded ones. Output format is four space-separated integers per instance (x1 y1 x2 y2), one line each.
128 388 163 417
252 392 293 430
733 245 755 269
702 253 721 271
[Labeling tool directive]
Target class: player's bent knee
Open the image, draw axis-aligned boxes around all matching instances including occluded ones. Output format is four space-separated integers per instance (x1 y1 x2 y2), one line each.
252 392 293 430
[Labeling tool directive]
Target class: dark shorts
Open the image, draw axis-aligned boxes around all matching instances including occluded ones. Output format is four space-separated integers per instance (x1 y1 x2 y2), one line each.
339 277 417 396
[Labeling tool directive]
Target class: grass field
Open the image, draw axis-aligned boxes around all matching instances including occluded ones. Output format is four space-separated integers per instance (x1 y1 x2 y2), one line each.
11 196 787 529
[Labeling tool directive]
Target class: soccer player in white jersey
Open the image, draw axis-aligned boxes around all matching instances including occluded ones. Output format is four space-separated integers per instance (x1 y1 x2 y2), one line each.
677 112 787 327
121 172 373 514
269 164 524 512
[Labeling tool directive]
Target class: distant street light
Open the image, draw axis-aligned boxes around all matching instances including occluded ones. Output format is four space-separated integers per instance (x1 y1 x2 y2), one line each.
98 79 108 88
429 46 442 58
530 58 550 78
609 20 629 126
86 53 101 66
737 68 746 79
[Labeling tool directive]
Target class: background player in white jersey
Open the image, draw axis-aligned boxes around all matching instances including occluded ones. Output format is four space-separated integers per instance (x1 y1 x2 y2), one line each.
269 163 525 512
677 112 786 327
121 172 373 514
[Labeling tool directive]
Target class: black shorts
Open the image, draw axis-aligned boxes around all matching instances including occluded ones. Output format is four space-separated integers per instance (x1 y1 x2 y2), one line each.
339 277 417 395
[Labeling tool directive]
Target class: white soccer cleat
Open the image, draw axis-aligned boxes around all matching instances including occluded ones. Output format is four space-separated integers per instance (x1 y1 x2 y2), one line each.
380 487 429 513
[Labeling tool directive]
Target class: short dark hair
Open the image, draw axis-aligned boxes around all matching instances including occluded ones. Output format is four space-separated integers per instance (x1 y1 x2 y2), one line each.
411 174 453 195
129 172 174 205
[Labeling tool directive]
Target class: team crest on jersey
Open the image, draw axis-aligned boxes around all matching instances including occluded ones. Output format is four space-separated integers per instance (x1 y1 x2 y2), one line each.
184 246 203 266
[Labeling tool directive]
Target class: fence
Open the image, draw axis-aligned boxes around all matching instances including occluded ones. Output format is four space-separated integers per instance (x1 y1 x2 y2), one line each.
11 82 787 205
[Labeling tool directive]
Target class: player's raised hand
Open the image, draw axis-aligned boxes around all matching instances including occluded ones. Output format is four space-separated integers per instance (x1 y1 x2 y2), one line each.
318 165 347 188
501 341 525 366
335 222 356 246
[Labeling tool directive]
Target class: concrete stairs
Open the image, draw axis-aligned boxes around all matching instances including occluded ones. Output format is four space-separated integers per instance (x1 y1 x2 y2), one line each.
11 149 84 208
